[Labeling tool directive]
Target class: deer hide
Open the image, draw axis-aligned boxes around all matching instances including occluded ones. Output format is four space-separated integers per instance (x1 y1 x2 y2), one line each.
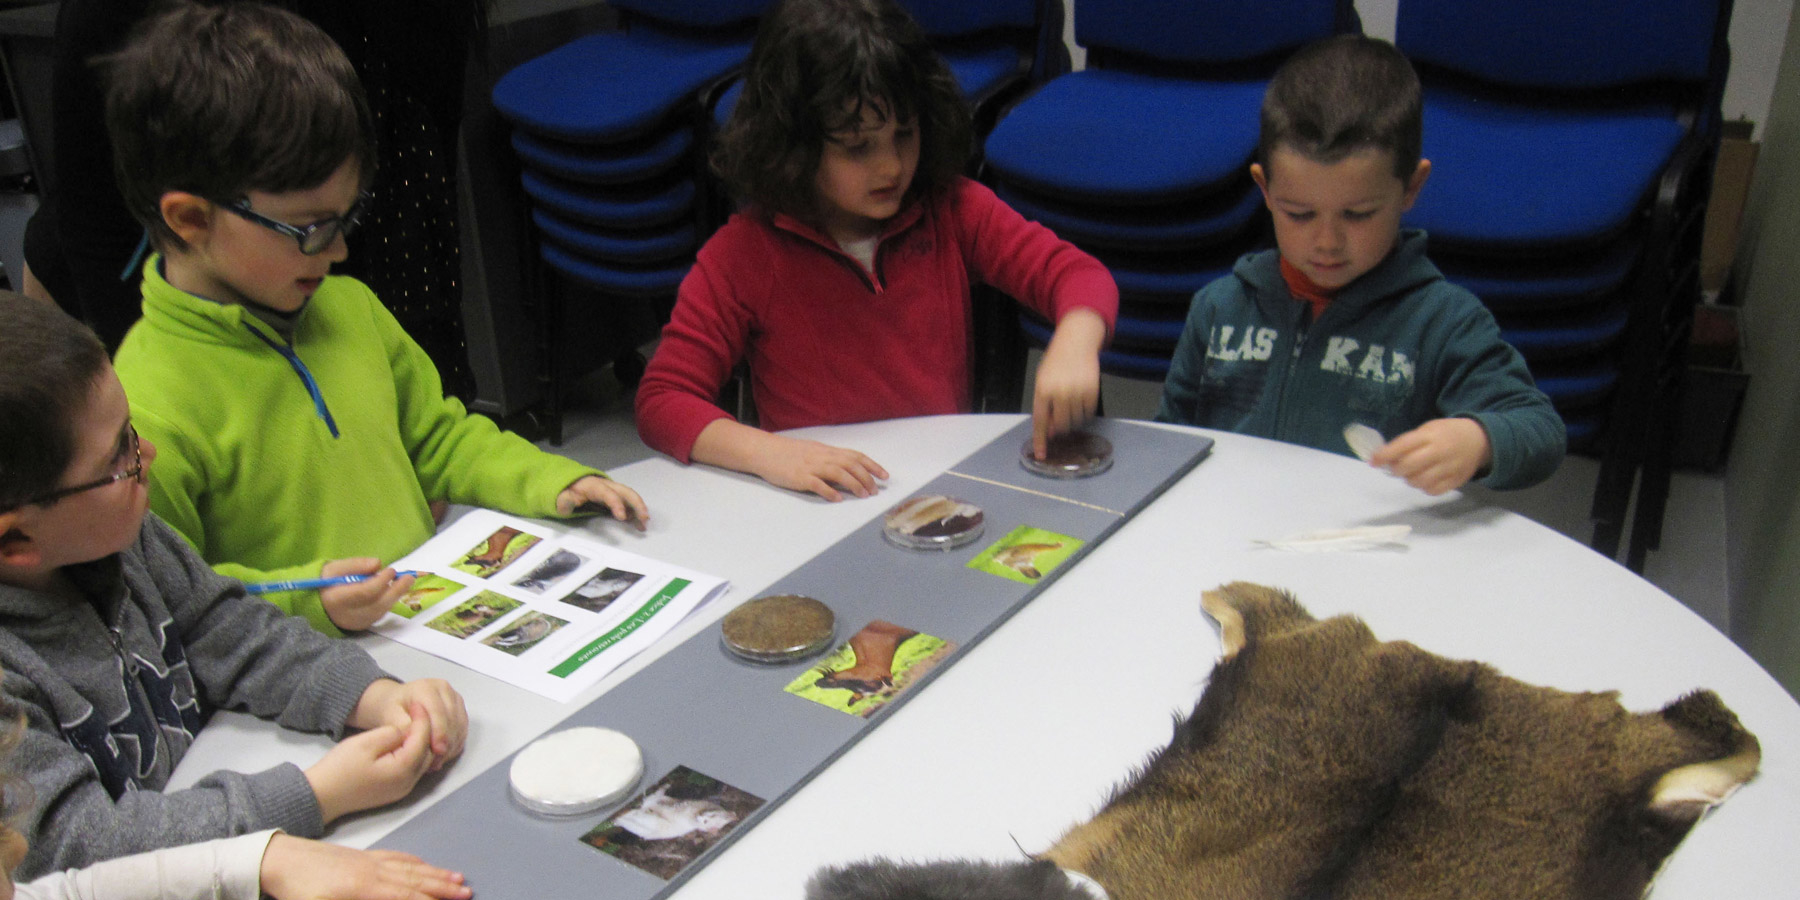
809 583 1759 900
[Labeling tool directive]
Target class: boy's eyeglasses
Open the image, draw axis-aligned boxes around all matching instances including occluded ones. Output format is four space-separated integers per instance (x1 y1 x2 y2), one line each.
220 191 372 255
19 423 144 508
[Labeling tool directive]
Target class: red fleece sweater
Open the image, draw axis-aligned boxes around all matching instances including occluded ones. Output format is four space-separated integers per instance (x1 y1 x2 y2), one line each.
636 177 1119 462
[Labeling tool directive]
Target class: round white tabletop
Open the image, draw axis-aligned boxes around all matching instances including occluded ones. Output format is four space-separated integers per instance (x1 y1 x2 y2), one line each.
171 415 1800 898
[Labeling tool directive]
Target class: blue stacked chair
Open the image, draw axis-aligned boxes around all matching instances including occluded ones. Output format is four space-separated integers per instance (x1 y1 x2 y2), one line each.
979 0 1361 387
710 0 1064 138
491 0 767 440
1393 0 1734 570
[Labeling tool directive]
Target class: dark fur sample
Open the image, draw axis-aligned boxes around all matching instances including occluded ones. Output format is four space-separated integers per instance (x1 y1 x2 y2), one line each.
806 858 1097 900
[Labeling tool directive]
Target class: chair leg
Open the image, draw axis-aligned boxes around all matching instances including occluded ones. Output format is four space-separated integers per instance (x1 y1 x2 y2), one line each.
1626 389 1677 572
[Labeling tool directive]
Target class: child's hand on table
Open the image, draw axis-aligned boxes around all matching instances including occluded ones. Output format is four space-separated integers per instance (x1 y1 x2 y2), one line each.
259 832 471 900
1030 308 1106 458
557 474 649 531
350 678 469 771
1369 417 1493 496
749 432 889 502
319 559 415 632
304 712 433 825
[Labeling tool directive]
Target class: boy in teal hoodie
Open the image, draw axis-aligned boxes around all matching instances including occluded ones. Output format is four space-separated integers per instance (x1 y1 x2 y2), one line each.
109 4 648 635
1157 35 1563 494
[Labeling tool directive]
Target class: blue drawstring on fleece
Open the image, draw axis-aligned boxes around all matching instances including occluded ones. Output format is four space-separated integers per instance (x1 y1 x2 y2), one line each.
120 231 150 281
244 323 339 438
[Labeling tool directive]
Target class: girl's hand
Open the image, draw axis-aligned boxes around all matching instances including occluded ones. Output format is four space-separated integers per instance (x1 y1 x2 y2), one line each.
749 433 889 502
689 418 888 502
1031 308 1107 457
319 559 414 632
260 834 471 900
1369 417 1493 495
557 474 649 530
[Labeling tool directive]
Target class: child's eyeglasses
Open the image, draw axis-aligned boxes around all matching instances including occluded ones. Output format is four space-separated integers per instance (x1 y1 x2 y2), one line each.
220 191 372 255
20 423 144 508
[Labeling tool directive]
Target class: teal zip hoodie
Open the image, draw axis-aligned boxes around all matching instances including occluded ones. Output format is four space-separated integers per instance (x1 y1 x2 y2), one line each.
1157 230 1564 490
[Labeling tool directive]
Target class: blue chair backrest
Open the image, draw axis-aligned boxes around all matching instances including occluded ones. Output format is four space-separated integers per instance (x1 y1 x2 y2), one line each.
1076 0 1355 66
901 0 1038 36
1396 0 1726 89
609 0 770 30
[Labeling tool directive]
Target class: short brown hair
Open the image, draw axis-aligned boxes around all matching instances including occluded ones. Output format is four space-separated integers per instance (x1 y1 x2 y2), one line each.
0 293 110 511
103 1 375 252
1258 35 1421 179
712 0 972 220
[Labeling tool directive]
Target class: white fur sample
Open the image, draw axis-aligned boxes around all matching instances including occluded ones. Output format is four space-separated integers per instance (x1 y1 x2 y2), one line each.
1254 525 1413 552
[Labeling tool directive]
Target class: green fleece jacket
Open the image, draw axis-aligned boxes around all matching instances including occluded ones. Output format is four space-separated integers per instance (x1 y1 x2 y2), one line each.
113 259 599 634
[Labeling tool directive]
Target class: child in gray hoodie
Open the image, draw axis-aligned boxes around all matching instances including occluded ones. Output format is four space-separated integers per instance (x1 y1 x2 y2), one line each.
0 291 468 879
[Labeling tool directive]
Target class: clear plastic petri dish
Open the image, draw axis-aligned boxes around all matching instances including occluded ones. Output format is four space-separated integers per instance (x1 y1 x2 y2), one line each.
721 594 836 663
882 494 985 551
508 726 644 817
1020 431 1114 478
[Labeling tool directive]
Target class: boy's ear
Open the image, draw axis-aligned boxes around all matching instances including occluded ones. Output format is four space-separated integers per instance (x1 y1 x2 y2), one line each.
1401 159 1431 211
159 192 216 249
1249 162 1269 195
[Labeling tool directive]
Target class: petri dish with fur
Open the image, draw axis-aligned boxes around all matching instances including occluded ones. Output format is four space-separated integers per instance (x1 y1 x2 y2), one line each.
882 494 985 551
721 594 836 663
1020 432 1114 478
509 726 643 817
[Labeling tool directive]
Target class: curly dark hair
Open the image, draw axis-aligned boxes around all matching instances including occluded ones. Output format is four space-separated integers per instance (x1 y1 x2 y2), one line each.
1258 35 1422 180
712 0 971 221
102 1 376 253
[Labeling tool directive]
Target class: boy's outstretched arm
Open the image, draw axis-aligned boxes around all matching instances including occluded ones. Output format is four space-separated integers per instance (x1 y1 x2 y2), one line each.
1030 308 1106 458
19 830 470 900
260 833 471 900
1423 295 1567 490
689 419 889 503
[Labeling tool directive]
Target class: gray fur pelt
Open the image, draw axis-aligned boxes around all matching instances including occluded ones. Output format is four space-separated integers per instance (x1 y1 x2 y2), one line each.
807 858 1096 900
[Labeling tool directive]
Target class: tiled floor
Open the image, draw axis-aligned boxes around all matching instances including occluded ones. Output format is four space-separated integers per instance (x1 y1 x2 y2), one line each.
545 357 1733 636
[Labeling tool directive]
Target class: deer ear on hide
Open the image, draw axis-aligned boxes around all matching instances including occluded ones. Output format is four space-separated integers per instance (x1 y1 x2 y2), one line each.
1648 750 1761 821
1200 588 1248 659
1201 582 1314 659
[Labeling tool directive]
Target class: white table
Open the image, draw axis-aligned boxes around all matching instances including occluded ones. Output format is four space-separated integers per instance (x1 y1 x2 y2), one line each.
172 415 1800 897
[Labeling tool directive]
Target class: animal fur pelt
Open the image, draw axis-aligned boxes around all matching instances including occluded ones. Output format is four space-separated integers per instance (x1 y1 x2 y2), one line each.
808 583 1760 900
807 858 1099 900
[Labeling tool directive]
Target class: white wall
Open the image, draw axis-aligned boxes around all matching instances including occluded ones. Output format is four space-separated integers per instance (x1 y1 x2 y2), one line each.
1726 0 1800 698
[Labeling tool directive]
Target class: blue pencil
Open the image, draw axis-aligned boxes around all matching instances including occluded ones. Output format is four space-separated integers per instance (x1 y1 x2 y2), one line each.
244 570 420 595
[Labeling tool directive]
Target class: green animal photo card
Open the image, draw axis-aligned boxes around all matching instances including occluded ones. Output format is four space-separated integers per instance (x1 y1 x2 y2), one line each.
967 526 1083 584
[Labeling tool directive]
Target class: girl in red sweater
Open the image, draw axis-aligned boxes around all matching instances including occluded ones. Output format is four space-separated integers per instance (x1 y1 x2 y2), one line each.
634 0 1118 501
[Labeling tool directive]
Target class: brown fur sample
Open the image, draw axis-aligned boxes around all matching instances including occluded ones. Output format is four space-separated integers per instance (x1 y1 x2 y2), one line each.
810 583 1759 900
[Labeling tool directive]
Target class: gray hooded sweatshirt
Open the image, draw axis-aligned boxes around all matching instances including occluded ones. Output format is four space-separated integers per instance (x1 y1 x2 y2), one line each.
0 513 388 879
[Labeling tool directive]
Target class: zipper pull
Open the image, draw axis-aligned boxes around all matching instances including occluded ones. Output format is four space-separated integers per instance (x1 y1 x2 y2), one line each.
107 629 139 678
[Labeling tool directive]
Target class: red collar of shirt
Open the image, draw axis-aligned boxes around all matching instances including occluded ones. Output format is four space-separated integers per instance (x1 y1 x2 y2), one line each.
769 200 926 256
1280 256 1337 321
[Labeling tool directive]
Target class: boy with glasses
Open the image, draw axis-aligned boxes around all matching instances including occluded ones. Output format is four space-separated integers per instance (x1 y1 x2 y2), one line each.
0 291 471 879
108 3 649 636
